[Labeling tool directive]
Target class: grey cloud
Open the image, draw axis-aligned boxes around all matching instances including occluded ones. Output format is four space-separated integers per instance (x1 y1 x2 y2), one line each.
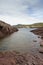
0 0 43 19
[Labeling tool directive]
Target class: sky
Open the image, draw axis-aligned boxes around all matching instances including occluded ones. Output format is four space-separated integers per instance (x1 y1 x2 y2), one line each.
0 0 43 25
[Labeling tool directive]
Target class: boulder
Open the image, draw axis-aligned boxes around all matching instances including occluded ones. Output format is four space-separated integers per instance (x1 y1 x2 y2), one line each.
33 40 37 42
0 20 18 38
40 41 43 47
39 47 43 53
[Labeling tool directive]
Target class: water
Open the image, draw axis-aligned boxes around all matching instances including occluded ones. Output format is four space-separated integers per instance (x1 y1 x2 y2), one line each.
0 28 41 53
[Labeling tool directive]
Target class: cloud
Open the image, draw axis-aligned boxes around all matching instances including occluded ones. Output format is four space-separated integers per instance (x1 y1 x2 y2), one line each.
0 0 39 16
0 0 43 24
0 14 42 25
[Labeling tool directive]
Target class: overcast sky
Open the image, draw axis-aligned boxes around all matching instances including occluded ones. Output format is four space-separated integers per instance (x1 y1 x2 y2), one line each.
0 0 43 25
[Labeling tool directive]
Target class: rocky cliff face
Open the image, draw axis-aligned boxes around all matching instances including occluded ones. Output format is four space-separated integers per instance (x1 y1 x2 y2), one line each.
0 20 18 38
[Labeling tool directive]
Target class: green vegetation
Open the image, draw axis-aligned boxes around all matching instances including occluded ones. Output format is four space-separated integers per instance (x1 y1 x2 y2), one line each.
30 23 43 28
15 23 43 28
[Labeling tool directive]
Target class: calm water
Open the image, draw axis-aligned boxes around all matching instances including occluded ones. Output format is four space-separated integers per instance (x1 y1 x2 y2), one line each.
0 28 41 53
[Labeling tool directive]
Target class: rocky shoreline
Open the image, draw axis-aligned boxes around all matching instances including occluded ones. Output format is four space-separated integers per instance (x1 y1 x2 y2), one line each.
0 24 43 65
31 27 43 39
0 51 43 65
31 27 43 53
0 20 18 38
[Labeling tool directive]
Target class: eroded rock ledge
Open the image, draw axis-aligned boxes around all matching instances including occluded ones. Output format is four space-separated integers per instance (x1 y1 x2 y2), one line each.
0 20 18 38
31 27 43 39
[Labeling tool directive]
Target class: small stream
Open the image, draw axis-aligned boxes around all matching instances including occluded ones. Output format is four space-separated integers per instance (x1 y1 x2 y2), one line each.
0 28 41 53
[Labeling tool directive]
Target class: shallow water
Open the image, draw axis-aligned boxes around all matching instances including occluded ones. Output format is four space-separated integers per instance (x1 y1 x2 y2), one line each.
0 28 41 53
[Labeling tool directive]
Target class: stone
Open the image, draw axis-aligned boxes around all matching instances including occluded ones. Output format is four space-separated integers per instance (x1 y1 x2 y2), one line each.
0 20 18 38
40 41 43 47
39 47 43 53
